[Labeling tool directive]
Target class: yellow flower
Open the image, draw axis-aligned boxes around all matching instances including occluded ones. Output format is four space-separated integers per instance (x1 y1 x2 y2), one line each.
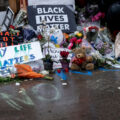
76 33 83 37
55 44 60 48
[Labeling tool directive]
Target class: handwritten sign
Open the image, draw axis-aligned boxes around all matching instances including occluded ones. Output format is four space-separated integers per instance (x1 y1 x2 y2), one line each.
43 47 73 69
43 47 72 60
0 41 43 69
27 5 77 33
0 31 23 47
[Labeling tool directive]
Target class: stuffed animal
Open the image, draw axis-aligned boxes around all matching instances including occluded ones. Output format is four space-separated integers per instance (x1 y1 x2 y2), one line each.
71 47 94 71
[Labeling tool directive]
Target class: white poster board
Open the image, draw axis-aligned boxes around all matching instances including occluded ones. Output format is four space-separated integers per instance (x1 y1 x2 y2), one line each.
43 47 73 69
0 41 43 69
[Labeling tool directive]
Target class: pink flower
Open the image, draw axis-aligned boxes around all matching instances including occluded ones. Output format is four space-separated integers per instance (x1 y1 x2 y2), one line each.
92 12 105 22
68 43 73 50
70 37 77 43
75 39 82 44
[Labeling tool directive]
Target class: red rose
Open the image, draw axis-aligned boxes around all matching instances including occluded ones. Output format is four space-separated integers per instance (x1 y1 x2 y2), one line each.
60 51 69 58
9 25 15 29
88 26 99 31
65 68 69 73
57 69 61 73
37 35 43 40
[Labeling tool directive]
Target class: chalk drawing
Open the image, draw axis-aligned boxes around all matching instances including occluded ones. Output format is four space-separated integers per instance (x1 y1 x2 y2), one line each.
32 83 60 102
0 84 60 110
0 93 22 110
15 88 34 105
0 88 34 110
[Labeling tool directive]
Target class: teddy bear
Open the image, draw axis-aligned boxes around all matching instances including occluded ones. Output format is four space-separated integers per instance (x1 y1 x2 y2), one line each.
71 47 94 71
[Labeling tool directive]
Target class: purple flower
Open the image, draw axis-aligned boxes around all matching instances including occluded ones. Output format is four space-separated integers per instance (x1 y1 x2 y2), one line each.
95 42 104 49
105 49 112 54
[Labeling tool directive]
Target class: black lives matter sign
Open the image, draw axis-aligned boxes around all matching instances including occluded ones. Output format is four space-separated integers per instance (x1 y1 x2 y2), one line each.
27 5 77 33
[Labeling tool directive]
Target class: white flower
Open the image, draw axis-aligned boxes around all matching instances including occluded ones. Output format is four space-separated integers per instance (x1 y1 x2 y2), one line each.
86 27 90 32
40 70 49 75
74 31 79 35
91 51 102 59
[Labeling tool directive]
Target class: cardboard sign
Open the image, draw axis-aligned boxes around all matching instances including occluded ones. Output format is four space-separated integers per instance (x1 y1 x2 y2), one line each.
27 5 77 33
0 31 24 47
0 41 43 69
43 47 73 69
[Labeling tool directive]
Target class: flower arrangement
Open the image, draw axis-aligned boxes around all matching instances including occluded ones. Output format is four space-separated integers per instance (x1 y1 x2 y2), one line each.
67 31 83 50
60 51 69 58
43 54 53 71
91 51 107 68
94 41 112 55
60 51 70 69
91 51 120 68
88 26 99 32
85 25 99 42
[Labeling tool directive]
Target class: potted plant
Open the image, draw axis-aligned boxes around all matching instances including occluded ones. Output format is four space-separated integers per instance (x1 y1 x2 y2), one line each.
42 54 53 71
60 51 70 69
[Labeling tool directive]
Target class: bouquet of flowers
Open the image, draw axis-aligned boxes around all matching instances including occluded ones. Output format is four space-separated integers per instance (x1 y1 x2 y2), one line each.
60 51 70 69
67 31 83 50
60 51 69 59
85 25 99 42
91 51 120 68
94 41 112 55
